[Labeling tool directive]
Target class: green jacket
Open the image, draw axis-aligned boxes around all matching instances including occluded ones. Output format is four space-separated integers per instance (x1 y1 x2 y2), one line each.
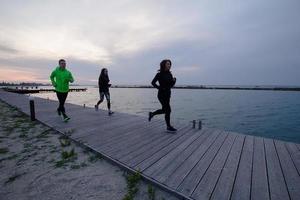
50 67 74 93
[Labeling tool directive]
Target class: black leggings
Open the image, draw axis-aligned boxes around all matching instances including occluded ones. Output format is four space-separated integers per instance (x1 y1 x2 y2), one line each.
56 92 68 114
152 93 171 127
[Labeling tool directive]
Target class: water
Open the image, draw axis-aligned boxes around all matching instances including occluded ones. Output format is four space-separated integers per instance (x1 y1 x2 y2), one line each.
33 87 300 143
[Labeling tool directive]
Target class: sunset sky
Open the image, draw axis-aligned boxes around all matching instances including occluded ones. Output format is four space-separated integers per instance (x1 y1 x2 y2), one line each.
0 0 299 86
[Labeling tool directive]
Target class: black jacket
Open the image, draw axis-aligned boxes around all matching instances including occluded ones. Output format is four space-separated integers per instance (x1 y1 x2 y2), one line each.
151 71 176 96
98 75 110 92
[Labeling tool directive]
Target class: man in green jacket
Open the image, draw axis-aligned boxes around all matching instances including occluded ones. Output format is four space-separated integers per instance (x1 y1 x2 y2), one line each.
50 59 74 121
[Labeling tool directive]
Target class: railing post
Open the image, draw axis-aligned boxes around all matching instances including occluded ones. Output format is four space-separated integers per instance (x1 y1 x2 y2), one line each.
29 96 35 121
192 120 196 129
198 120 202 130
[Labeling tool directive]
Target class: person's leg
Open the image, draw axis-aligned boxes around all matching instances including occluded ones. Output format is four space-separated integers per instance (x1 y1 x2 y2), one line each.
104 92 111 110
60 92 68 116
161 97 171 127
95 92 104 110
149 94 165 121
56 92 63 115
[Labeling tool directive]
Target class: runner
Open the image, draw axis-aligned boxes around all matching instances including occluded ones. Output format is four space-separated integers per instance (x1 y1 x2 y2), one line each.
149 59 177 132
50 59 74 122
95 68 114 115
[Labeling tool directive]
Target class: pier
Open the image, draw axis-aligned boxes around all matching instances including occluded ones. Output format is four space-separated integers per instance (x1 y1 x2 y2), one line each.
0 89 299 200
3 87 87 94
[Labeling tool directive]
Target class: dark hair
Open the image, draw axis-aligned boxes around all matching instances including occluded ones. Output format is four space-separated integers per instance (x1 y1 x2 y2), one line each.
159 59 172 72
99 68 109 80
58 59 65 64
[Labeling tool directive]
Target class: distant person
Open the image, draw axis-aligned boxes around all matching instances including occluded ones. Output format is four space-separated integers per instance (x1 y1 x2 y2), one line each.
149 59 177 132
95 68 114 115
50 59 74 122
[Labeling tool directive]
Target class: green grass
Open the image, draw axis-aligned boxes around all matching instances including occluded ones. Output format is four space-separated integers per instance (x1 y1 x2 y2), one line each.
61 149 76 159
88 154 102 163
55 149 77 168
148 185 156 200
59 138 71 147
122 171 142 200
0 147 9 154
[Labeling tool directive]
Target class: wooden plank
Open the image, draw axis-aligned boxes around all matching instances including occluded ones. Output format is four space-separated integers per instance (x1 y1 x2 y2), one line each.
147 129 212 183
144 130 206 177
86 120 165 151
264 138 290 200
177 131 228 196
122 127 197 167
191 133 237 200
275 140 300 200
251 137 270 200
231 135 254 200
79 119 162 147
135 128 199 172
165 130 221 189
110 123 181 159
210 134 245 200
285 142 300 175
98 120 168 154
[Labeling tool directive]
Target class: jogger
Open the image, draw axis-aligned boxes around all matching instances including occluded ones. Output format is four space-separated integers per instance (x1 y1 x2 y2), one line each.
149 59 177 132
50 59 74 122
95 68 113 115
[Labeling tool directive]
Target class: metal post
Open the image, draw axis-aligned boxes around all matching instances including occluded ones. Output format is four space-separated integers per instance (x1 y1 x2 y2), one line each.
192 120 196 129
83 104 86 108
198 120 202 130
29 96 35 121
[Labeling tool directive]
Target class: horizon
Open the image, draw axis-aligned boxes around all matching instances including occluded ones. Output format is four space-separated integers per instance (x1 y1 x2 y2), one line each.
0 1 300 86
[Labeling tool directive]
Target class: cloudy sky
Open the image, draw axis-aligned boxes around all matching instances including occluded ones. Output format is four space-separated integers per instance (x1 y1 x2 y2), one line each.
0 0 299 86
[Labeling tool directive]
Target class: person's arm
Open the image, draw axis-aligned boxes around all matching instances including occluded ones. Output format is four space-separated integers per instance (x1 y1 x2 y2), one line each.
69 72 74 83
50 70 57 87
151 73 160 89
171 76 176 87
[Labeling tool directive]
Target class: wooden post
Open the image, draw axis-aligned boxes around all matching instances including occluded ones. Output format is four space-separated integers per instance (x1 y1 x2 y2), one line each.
29 96 35 121
192 120 196 129
83 104 86 108
198 120 202 130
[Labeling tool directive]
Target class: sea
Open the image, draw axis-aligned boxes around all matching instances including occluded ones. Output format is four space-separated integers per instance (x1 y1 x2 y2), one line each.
32 87 300 143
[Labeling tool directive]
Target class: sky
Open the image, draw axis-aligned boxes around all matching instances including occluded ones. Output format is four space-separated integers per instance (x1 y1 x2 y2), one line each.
0 0 299 86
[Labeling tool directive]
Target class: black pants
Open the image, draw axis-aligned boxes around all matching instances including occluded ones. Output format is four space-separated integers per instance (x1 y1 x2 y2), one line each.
96 91 111 110
152 92 171 127
56 92 68 114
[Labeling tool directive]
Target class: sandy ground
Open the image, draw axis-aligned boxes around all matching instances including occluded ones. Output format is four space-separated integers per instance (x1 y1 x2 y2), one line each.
0 100 180 200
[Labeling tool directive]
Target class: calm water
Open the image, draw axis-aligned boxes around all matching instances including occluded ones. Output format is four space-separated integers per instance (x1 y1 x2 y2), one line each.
33 87 300 143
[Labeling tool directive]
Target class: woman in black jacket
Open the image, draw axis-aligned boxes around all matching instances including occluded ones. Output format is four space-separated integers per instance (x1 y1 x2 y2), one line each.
149 59 177 132
95 68 113 115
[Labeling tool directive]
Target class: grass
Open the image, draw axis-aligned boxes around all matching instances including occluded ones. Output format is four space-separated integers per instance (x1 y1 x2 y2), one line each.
55 148 77 168
0 147 9 154
148 185 156 200
61 149 76 160
88 154 102 163
123 171 142 200
59 138 71 147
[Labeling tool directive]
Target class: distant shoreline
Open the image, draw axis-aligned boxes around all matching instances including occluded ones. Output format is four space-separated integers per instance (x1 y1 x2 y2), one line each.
1 83 300 92
110 85 300 92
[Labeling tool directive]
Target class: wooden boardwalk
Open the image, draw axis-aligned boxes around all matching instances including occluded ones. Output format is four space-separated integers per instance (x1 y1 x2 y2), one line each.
1 90 299 200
